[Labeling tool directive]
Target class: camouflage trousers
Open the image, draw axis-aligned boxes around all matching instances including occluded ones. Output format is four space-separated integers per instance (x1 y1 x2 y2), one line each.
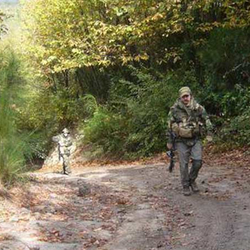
61 154 71 175
176 140 202 188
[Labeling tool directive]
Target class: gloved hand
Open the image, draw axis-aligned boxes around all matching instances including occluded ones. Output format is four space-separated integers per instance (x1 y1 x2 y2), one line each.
167 143 173 150
206 135 213 142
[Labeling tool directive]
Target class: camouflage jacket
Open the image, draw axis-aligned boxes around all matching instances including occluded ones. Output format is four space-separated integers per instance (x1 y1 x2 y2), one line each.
167 98 213 143
52 134 73 155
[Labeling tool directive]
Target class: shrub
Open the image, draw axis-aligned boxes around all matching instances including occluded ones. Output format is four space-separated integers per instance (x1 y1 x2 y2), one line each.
82 67 188 159
219 108 250 147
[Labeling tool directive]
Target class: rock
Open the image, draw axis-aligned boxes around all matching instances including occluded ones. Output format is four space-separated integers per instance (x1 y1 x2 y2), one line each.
20 208 30 216
34 212 41 220
157 241 163 248
33 204 57 214
10 216 19 222
126 218 134 223
50 193 57 198
78 186 91 197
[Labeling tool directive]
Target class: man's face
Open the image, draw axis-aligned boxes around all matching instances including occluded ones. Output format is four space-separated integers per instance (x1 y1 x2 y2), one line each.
181 94 191 105
63 132 69 137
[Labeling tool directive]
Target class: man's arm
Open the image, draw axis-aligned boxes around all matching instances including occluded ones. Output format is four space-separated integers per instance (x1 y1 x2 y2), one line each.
167 109 177 148
52 135 62 161
201 107 213 132
52 135 60 142
200 106 213 141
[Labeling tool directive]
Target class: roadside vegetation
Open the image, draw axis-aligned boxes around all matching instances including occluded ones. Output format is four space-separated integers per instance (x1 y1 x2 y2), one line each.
0 0 250 183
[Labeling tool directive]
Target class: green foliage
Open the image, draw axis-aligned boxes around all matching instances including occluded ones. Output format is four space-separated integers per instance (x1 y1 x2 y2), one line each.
82 94 99 117
24 0 248 72
200 28 250 88
83 68 183 158
186 27 250 117
20 87 84 129
0 49 28 185
219 108 250 147
17 83 87 159
20 0 250 159
215 85 250 147
84 106 127 157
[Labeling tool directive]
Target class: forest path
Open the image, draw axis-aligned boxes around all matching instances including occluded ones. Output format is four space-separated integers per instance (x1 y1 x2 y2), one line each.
0 158 250 250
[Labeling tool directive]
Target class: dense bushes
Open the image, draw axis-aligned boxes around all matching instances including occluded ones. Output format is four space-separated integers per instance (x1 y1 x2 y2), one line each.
83 68 192 158
219 102 250 147
16 79 88 160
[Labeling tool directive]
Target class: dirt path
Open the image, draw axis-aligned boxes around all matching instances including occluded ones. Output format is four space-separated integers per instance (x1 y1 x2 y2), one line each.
1 160 250 250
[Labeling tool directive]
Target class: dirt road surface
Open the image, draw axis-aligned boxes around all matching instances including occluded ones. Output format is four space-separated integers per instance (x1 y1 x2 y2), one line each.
1 157 250 250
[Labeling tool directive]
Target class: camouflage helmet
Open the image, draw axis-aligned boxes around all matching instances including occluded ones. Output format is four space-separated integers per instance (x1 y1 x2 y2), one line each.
179 86 191 98
62 128 70 134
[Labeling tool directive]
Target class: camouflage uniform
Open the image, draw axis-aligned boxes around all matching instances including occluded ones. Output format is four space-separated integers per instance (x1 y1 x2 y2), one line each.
53 128 73 175
167 94 213 193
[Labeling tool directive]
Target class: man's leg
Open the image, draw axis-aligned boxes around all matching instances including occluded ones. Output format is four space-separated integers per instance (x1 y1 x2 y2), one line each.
189 140 203 192
64 154 71 175
176 142 191 195
62 154 71 175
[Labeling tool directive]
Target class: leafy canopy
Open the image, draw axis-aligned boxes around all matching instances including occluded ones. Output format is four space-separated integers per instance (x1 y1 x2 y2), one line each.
23 0 250 73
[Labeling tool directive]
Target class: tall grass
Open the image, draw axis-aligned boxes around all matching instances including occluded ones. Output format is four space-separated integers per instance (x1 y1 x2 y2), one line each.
0 49 27 186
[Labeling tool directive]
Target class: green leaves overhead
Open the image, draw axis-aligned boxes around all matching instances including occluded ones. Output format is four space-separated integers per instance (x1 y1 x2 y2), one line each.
23 0 250 73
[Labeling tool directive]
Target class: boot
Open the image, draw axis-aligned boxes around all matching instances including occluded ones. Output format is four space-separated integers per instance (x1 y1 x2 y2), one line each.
190 181 199 193
64 169 71 175
183 186 191 196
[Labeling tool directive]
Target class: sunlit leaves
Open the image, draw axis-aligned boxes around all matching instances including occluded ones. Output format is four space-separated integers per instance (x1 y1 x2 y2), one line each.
22 0 250 73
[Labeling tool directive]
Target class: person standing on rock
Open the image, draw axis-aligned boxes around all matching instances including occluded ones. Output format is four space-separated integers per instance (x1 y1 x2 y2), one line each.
167 87 213 196
52 128 73 175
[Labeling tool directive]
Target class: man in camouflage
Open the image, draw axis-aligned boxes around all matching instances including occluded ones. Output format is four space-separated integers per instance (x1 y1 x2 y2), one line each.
52 128 73 175
167 87 213 196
